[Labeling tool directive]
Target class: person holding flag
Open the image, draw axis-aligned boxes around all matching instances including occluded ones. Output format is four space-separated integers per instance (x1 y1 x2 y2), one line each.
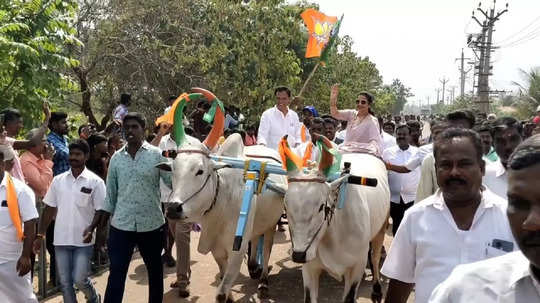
0 146 39 303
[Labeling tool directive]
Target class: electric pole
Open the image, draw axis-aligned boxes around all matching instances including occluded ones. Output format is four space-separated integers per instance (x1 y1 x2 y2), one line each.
470 1 508 113
439 77 449 105
455 49 471 99
448 86 457 103
436 88 441 104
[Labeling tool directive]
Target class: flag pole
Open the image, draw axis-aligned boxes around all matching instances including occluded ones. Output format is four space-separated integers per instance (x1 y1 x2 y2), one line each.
297 61 321 99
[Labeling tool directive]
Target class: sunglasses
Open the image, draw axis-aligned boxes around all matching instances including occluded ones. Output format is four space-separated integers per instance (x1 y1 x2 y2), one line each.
355 100 368 105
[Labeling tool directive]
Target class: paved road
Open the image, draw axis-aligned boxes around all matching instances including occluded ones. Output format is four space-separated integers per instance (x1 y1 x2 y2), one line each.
42 225 413 302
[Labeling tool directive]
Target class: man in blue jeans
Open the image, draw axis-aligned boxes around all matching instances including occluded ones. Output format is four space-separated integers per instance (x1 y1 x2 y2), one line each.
92 112 172 303
34 139 106 303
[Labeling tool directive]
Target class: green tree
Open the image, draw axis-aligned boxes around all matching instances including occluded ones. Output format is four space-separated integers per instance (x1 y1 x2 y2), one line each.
0 0 80 122
512 67 540 119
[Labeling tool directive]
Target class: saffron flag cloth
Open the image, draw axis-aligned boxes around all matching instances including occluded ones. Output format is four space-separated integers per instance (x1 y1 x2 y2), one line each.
319 14 343 66
278 136 303 172
6 173 24 241
301 9 338 59
316 137 342 177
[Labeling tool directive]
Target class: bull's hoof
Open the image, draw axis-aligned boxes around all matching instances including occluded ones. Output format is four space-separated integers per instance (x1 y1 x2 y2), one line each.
248 263 263 279
370 290 383 303
258 284 269 299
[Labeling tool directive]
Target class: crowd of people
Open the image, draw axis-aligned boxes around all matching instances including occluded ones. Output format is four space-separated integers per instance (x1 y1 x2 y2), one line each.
1 85 540 303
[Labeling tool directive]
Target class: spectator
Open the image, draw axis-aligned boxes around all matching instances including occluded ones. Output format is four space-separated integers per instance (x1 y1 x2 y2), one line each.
294 117 329 164
48 111 70 176
429 134 540 302
152 122 198 298
93 113 172 303
406 120 421 147
383 120 396 136
382 128 515 303
322 116 338 142
224 106 239 130
46 111 70 285
0 148 39 303
258 86 301 150
0 104 51 181
86 134 109 181
380 117 397 152
484 117 523 200
334 120 347 144
244 124 257 146
20 128 54 199
113 93 131 121
474 123 498 162
533 105 540 124
107 134 124 156
300 106 318 143
35 139 106 303
78 123 97 140
382 124 420 235
164 96 176 115
190 101 210 141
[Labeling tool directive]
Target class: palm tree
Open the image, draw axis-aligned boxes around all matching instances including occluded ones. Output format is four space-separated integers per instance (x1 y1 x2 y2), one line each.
512 68 540 118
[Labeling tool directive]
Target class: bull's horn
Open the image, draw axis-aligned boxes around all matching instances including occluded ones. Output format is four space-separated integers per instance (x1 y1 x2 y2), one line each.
278 135 303 172
191 87 224 150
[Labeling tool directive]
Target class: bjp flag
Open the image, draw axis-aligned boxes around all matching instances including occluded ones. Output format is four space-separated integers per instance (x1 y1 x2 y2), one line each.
301 9 338 59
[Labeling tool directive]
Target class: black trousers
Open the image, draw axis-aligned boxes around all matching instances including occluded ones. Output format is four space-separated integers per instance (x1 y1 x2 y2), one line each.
104 225 165 303
390 198 414 236
46 220 56 284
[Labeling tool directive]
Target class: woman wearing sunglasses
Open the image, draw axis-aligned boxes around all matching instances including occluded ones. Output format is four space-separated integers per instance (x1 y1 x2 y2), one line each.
329 84 383 156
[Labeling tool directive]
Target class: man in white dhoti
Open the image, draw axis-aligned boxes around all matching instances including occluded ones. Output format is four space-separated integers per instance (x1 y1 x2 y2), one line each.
0 146 39 303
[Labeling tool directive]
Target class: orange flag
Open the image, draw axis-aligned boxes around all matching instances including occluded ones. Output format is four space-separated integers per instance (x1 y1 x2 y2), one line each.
301 9 338 58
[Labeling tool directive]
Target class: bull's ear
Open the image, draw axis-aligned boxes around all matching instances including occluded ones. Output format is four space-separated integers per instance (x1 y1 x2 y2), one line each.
156 162 172 171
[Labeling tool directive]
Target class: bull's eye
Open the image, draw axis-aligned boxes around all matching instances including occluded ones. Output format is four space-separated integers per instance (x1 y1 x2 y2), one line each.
318 204 324 212
196 169 204 176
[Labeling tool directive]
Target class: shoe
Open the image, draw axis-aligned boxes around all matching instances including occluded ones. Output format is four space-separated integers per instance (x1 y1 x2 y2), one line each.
162 254 176 267
178 284 190 298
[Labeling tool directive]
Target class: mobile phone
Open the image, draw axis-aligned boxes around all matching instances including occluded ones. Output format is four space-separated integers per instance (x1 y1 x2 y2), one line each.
491 239 514 252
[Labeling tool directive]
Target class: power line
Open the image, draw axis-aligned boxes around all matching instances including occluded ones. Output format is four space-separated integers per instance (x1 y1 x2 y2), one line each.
495 15 540 44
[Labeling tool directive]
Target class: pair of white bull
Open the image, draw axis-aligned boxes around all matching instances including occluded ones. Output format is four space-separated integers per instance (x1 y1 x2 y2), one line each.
160 134 390 303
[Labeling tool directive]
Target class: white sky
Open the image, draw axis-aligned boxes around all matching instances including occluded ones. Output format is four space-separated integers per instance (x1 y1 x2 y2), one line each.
308 0 540 106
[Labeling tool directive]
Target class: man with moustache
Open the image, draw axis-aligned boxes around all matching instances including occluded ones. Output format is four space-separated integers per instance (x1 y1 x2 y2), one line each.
382 128 515 303
294 117 334 163
483 117 523 200
0 148 39 303
257 86 301 150
34 139 105 303
91 113 172 303
382 124 420 235
429 134 540 302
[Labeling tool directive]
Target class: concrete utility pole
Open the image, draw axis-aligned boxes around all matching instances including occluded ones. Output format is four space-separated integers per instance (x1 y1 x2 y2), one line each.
470 1 508 113
439 77 449 105
448 86 457 103
455 49 472 99
436 88 441 104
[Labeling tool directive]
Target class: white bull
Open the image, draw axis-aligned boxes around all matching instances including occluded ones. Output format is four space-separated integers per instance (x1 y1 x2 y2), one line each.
283 152 390 303
160 134 285 302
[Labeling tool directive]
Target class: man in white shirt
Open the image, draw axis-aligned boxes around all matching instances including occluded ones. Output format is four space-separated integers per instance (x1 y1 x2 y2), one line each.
152 124 198 298
382 128 515 303
415 111 476 202
257 86 301 150
383 124 420 235
429 134 540 303
380 118 397 152
0 150 39 303
483 117 523 200
34 139 105 303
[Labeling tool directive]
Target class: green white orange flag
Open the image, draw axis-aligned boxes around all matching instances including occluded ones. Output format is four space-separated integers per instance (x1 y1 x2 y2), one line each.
301 8 341 64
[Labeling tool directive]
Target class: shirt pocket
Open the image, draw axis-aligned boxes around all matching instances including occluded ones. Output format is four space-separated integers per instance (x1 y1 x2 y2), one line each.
76 192 92 208
485 245 508 258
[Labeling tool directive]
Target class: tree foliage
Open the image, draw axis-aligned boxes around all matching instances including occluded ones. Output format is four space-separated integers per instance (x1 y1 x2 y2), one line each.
0 0 80 123
2 0 414 128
